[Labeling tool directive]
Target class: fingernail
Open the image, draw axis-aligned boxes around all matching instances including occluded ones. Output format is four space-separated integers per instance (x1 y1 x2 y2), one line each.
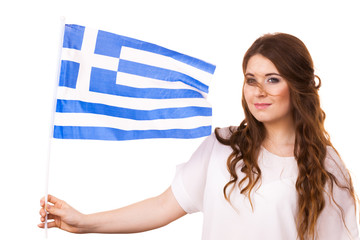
46 205 52 210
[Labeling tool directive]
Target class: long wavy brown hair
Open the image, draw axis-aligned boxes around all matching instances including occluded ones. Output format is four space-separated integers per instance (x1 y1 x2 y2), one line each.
215 33 358 240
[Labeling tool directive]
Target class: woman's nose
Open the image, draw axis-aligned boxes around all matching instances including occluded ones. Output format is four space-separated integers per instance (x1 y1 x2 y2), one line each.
255 84 268 97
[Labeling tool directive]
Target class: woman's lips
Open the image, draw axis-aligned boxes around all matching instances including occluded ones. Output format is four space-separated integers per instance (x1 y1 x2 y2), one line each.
254 103 272 109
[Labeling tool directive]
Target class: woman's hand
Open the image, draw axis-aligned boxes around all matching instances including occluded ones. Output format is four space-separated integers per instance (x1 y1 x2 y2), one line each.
38 187 186 234
38 195 87 233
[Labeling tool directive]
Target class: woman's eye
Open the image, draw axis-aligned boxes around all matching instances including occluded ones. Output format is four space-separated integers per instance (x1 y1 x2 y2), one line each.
246 78 257 85
267 77 280 83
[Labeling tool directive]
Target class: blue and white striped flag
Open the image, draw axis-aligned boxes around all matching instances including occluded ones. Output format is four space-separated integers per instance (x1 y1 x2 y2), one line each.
53 24 216 141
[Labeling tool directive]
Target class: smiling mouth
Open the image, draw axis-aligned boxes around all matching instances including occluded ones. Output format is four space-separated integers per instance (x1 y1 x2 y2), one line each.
254 103 272 109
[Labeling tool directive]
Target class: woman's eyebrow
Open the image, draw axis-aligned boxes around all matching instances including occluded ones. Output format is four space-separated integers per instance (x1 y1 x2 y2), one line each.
245 73 281 77
265 73 281 76
245 73 255 77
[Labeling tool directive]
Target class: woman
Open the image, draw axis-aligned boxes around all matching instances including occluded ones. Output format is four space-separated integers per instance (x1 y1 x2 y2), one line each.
39 33 359 239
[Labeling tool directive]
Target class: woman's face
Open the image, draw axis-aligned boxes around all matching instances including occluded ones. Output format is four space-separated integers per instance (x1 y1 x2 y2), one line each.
243 54 292 126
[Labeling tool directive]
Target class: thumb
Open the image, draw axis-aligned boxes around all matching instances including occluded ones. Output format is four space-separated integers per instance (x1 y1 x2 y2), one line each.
46 204 63 217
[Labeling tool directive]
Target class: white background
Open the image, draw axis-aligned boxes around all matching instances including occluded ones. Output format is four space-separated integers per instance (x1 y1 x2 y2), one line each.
0 0 359 239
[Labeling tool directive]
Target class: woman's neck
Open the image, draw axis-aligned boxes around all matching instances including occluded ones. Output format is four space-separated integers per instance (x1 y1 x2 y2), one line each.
262 120 296 157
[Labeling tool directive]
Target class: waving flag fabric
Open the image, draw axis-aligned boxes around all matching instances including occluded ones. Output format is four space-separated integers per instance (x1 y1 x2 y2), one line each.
53 24 216 140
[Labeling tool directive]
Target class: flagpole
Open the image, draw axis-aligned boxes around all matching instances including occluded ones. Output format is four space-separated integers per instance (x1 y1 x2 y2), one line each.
44 16 66 239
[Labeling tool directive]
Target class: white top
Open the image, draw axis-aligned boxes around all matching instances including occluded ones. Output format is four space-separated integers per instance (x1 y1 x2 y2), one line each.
171 128 360 240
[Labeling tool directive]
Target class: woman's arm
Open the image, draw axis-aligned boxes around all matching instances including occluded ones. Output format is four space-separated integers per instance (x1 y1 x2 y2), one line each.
39 186 186 234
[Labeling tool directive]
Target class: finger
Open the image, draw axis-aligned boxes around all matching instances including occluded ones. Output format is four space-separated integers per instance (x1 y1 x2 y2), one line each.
40 213 57 223
40 195 53 207
40 203 55 215
38 221 58 229
46 221 58 228
47 213 56 220
46 204 63 217
39 208 46 217
47 194 62 205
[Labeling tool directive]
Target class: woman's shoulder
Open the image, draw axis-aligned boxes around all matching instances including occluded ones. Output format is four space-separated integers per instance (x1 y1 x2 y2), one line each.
325 146 350 182
325 146 343 167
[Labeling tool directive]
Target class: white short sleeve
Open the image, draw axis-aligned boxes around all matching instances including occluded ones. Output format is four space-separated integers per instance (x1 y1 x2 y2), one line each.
171 133 217 213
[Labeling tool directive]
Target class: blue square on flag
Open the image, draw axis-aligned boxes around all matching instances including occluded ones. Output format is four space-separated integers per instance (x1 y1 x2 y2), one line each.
53 24 216 141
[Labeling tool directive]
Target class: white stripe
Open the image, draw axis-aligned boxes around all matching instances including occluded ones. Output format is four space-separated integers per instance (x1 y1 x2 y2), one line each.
61 48 119 71
61 48 82 62
75 28 99 93
56 87 211 110
120 47 213 88
116 71 207 93
54 112 212 131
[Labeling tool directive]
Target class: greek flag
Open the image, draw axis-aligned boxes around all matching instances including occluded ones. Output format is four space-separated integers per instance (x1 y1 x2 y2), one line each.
53 24 216 141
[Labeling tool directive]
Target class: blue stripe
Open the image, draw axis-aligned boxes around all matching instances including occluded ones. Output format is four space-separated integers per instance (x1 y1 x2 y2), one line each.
63 24 85 50
56 100 212 120
53 126 212 140
89 67 204 99
118 60 209 93
59 60 80 88
95 29 216 74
